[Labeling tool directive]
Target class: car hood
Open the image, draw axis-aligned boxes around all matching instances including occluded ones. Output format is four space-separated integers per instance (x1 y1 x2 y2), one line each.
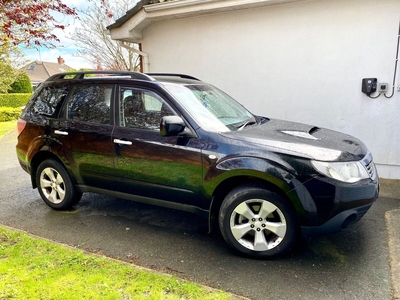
220 118 369 162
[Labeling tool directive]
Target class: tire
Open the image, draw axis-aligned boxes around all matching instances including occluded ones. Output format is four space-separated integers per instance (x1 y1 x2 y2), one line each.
36 159 82 210
219 184 298 258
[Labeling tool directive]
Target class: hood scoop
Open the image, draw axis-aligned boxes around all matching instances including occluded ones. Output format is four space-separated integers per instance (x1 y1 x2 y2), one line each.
281 126 320 140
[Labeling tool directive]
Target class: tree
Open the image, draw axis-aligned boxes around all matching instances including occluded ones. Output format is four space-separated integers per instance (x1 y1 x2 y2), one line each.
8 73 32 93
0 43 23 93
0 65 18 94
0 0 78 91
70 0 140 71
0 0 78 48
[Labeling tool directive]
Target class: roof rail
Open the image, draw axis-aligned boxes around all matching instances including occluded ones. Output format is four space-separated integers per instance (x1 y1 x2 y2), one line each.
47 71 154 81
146 73 201 81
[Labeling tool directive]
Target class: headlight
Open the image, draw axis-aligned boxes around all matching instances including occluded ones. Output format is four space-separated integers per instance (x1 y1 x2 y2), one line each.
311 160 369 183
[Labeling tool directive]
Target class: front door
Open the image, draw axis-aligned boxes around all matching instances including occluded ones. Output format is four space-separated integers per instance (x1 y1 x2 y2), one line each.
112 86 203 205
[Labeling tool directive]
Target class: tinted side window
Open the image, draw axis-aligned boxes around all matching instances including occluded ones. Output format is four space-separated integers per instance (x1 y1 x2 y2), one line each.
120 87 176 130
30 85 69 117
67 85 112 124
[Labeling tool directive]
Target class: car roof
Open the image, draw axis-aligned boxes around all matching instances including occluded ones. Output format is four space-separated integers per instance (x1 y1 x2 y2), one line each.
45 71 202 86
150 75 202 85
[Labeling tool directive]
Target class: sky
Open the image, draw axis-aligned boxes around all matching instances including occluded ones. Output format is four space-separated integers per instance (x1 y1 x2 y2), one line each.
20 0 136 69
21 0 89 69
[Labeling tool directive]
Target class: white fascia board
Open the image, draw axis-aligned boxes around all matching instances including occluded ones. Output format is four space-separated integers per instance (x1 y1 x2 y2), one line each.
145 0 308 17
110 0 307 42
109 9 150 42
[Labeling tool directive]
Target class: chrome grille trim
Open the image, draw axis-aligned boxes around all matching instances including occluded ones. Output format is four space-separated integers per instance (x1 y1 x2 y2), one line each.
361 152 377 180
365 161 375 179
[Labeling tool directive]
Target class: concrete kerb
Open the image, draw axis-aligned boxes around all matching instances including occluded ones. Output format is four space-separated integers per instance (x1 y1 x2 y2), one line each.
387 209 400 300
380 179 400 300
380 179 400 199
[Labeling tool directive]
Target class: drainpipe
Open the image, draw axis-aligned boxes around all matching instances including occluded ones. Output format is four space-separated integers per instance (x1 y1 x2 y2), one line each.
119 41 150 73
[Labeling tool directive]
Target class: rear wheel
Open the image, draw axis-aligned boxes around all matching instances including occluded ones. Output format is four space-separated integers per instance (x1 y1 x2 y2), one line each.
36 159 82 210
219 184 298 258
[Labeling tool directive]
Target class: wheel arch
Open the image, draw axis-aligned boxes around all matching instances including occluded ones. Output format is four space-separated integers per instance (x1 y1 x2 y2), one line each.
216 180 300 258
208 175 303 233
30 151 71 189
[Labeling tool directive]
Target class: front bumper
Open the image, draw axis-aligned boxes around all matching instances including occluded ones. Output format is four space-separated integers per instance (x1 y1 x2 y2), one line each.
300 202 374 236
296 177 379 237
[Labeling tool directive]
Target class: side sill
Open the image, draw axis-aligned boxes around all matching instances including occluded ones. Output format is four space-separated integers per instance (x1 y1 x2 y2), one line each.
77 185 209 219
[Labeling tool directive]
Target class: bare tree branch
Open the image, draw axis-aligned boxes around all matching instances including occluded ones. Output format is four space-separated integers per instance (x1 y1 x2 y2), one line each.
70 0 140 71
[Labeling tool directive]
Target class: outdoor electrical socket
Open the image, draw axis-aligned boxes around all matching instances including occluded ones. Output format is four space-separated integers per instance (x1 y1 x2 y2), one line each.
378 83 389 92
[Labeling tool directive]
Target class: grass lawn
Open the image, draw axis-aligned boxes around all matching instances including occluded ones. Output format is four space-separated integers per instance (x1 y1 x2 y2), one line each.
0 226 229 299
0 120 17 136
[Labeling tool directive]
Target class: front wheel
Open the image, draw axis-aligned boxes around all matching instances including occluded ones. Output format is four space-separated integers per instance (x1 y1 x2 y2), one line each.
219 185 298 258
36 159 82 210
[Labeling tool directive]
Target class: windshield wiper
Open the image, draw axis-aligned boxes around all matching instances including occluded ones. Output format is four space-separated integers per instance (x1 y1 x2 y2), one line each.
237 120 256 131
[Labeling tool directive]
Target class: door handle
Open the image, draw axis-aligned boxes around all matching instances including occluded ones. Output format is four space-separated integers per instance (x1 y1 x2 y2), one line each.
113 139 132 146
54 130 68 136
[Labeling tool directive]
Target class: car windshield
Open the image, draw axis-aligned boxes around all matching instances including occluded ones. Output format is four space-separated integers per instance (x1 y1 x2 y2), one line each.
164 83 256 132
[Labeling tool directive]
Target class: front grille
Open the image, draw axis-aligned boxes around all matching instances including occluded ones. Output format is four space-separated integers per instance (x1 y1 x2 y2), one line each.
365 161 375 179
361 152 377 180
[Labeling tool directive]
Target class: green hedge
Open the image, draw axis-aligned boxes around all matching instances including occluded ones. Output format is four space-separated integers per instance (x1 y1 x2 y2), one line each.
0 107 22 121
0 93 31 108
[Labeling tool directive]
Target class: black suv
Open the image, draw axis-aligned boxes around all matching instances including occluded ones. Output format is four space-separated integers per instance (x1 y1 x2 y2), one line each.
16 71 379 258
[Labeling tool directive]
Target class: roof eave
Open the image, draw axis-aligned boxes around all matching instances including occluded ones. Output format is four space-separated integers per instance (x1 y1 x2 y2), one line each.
109 8 151 42
108 0 308 43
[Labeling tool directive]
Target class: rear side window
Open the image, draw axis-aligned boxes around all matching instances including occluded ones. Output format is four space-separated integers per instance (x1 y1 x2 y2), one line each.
30 85 69 117
67 85 113 124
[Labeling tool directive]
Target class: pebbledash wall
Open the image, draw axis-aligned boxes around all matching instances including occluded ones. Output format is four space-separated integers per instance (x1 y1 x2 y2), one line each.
138 0 400 179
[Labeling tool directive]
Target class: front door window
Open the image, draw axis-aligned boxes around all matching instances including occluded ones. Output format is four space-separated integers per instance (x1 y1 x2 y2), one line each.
120 88 174 130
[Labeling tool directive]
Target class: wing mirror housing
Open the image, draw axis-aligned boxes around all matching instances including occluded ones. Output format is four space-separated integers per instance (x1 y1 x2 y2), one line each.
160 116 192 137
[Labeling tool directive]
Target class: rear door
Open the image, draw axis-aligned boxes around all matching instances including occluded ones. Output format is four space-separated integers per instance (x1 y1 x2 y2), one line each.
55 83 115 190
112 85 204 205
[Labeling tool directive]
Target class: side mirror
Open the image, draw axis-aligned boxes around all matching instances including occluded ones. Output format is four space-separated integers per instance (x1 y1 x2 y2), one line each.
160 116 186 136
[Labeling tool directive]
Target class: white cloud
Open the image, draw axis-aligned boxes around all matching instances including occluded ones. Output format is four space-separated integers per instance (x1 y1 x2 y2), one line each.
23 47 93 70
65 0 94 10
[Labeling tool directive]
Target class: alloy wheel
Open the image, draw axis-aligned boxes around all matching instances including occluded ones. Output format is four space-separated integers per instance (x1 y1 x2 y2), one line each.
229 199 287 251
39 167 66 204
